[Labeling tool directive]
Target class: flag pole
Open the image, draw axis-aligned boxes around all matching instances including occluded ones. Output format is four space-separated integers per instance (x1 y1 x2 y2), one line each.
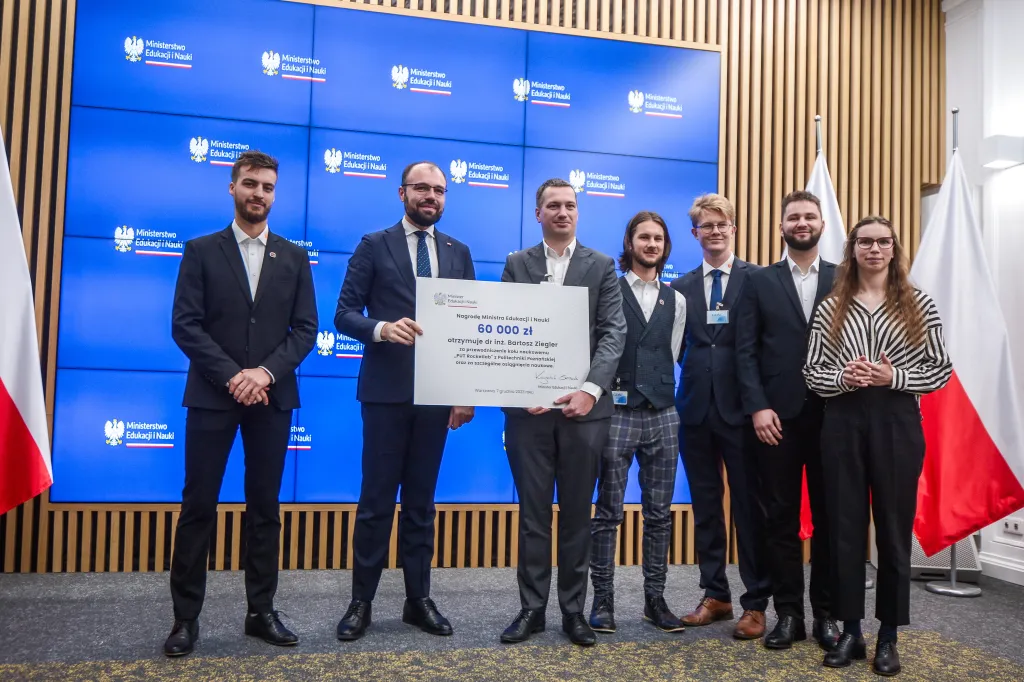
815 114 823 155
924 107 982 599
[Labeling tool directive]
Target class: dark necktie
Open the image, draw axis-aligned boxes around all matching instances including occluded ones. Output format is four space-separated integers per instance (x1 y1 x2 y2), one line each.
415 231 431 278
709 269 723 310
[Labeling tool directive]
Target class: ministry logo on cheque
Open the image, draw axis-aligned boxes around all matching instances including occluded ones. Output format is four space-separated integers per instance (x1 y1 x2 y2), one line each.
434 292 448 306
628 90 645 114
324 148 343 173
262 50 281 76
114 226 135 253
316 331 335 357
189 136 209 163
513 78 530 102
391 65 410 89
449 159 468 184
104 419 125 446
124 36 144 62
569 169 586 194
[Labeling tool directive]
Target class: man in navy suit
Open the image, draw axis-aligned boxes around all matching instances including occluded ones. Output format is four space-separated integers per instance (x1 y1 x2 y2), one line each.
334 161 476 641
735 190 839 651
670 193 771 640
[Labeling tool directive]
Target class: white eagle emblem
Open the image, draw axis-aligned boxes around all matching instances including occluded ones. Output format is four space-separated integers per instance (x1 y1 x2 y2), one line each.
104 419 125 446
513 78 530 102
114 225 135 252
124 36 144 62
262 50 281 76
391 64 409 89
316 331 335 357
189 136 209 163
568 169 586 194
628 90 645 114
434 292 447 306
324 148 343 173
449 159 468 184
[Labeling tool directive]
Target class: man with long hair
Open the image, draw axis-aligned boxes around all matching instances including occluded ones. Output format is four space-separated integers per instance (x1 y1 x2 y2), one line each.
588 211 687 635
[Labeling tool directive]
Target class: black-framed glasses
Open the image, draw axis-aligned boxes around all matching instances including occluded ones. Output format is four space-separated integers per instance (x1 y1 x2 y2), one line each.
696 222 733 233
402 183 448 195
854 237 895 250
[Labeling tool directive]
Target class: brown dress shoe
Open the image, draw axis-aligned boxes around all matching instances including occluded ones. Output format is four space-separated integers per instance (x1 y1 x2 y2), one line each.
680 597 734 626
733 610 766 640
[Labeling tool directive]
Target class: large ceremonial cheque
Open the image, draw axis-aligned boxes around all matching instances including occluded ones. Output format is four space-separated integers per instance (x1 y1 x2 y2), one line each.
414 278 590 408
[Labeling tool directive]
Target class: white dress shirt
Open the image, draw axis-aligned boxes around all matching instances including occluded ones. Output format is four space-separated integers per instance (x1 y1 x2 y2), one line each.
624 271 687 361
230 220 275 384
373 218 440 343
786 254 820 322
702 253 735 309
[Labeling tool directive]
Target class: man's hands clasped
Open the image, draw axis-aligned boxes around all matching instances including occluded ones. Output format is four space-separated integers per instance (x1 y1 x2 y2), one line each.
229 368 272 406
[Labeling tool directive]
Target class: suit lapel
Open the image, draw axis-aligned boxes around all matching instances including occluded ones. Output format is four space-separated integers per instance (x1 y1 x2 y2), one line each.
713 259 746 338
219 227 253 306
815 261 836 306
434 229 454 279
384 222 416 292
252 233 279 310
563 244 595 287
525 244 548 284
681 267 711 343
774 260 807 323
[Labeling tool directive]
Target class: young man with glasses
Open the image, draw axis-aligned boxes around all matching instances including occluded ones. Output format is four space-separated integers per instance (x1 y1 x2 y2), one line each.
670 193 771 640
334 161 476 641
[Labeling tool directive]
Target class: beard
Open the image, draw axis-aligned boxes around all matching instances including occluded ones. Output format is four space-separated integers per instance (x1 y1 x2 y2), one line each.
633 250 663 270
236 195 271 224
783 230 821 251
405 198 444 227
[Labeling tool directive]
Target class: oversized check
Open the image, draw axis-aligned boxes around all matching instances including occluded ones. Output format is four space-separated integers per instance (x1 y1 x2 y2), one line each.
414 277 590 408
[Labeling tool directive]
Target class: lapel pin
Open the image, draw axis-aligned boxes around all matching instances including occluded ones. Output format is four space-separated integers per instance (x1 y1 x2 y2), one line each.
659 299 665 305
269 251 277 258
446 242 452 247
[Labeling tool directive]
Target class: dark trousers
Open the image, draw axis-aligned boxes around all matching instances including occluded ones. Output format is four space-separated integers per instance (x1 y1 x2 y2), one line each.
755 406 831 619
170 404 291 620
505 411 609 615
351 402 450 603
822 387 925 626
680 401 771 611
591 406 679 601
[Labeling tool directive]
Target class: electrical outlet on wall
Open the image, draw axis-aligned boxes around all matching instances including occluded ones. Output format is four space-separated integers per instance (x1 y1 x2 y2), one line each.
1003 517 1024 536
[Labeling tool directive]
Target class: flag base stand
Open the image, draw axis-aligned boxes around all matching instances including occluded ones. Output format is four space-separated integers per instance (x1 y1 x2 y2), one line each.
925 542 982 598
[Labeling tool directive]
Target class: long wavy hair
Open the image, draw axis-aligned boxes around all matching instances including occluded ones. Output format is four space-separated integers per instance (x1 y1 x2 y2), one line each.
828 216 925 346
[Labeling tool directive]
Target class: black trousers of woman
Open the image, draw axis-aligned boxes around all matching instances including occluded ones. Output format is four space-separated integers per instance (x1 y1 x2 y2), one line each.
821 386 925 626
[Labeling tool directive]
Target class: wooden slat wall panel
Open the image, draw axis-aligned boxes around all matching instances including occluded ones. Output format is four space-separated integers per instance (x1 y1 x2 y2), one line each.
0 0 946 574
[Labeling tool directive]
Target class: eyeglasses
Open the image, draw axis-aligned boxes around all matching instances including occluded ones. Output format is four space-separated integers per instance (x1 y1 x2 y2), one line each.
403 183 448 196
696 222 734 234
854 237 895 250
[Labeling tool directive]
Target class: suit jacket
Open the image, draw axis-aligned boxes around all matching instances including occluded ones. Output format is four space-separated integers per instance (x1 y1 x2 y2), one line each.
735 259 837 420
335 221 475 404
671 257 760 427
171 225 318 411
500 242 626 422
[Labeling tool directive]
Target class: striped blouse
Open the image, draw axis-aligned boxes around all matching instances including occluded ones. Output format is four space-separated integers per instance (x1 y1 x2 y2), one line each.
804 289 953 398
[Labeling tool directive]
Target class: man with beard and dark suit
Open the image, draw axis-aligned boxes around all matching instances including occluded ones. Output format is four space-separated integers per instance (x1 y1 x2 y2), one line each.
166 150 318 656
334 161 476 642
499 178 626 647
670 193 771 641
735 190 840 651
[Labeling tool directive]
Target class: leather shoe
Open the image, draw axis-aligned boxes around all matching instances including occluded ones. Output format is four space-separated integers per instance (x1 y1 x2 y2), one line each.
873 640 901 676
501 609 546 643
562 612 597 646
733 609 766 640
244 611 298 646
681 597 734 626
163 619 198 657
645 596 685 633
764 615 807 649
813 617 841 651
823 632 867 668
589 596 616 633
336 600 372 641
402 597 453 636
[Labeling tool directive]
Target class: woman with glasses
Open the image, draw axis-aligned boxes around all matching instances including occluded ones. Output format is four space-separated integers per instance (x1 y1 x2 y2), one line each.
804 216 952 676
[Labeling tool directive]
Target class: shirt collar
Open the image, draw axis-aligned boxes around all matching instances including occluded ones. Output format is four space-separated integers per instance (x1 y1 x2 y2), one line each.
543 238 577 260
786 253 820 276
702 253 735 277
232 220 268 245
402 216 435 239
625 270 660 288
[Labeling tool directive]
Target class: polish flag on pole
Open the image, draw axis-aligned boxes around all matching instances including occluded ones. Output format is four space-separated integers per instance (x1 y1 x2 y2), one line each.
0 125 52 515
911 149 1024 555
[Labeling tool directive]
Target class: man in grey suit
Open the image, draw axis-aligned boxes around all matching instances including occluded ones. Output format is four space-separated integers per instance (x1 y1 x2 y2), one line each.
499 178 627 647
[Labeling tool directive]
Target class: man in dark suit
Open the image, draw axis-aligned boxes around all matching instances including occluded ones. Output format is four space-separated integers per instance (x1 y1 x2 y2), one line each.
499 178 626 647
735 190 840 651
670 193 771 640
165 150 317 657
334 161 476 642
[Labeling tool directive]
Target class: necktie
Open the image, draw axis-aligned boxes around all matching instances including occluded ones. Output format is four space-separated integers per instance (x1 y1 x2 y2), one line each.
415 231 431 278
709 269 723 310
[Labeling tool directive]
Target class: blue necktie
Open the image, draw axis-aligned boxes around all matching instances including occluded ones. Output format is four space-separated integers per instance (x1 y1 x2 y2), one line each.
415 231 431 278
709 269 723 310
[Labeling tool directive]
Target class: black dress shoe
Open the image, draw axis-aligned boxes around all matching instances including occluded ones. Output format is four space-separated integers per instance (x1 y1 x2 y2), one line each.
823 632 868 668
336 600 372 641
813 617 841 651
244 611 298 646
589 596 616 633
873 640 901 676
644 596 685 633
501 609 546 643
163 619 198 657
764 615 807 650
402 597 453 636
562 612 597 646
